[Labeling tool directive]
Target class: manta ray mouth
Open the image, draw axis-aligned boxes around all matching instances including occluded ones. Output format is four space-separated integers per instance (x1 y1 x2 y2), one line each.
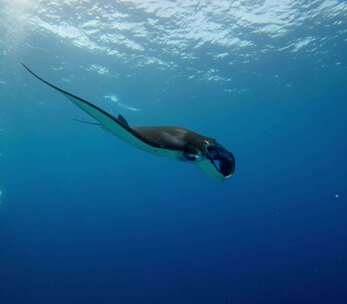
207 144 235 178
210 157 234 178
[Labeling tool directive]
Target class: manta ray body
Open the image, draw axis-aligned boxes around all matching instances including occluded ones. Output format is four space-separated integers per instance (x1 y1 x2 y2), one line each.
23 64 235 180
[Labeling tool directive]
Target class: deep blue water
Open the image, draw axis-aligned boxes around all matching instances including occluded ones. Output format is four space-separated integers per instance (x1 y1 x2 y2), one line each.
1 1 347 303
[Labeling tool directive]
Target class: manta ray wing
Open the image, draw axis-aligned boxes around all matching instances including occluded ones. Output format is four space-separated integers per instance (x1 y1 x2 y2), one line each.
22 64 166 153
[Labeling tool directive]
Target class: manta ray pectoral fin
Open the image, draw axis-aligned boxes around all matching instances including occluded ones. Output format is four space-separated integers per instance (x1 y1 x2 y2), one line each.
22 64 161 152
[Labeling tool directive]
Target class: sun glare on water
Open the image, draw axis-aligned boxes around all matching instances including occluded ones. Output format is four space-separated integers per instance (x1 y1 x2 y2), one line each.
4 0 34 11
1 0 37 52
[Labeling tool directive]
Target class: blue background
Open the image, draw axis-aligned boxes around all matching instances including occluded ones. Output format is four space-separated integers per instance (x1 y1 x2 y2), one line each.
0 1 346 303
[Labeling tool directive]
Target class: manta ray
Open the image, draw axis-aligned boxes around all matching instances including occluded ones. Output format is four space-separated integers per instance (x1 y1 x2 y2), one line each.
22 64 235 180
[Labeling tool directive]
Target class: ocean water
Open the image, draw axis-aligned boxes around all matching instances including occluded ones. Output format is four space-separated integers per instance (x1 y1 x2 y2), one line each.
0 0 347 303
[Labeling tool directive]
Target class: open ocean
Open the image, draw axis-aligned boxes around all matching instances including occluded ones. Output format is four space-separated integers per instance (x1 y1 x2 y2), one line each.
0 0 346 303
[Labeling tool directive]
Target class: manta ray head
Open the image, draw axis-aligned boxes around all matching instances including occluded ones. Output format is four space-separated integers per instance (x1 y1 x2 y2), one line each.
194 139 235 180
